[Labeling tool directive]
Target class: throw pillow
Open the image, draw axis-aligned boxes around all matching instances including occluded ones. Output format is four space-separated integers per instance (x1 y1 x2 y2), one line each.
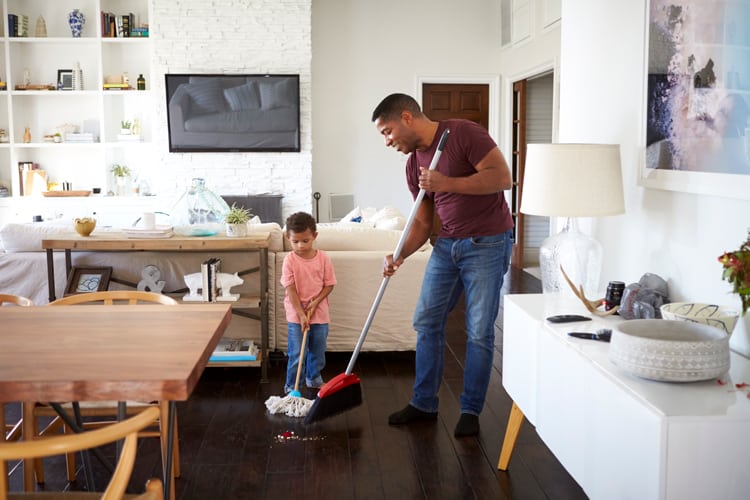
224 82 261 111
184 79 227 115
258 78 297 110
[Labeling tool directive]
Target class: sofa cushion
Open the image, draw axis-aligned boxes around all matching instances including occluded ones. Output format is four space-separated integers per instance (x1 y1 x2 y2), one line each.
259 78 296 110
0 222 75 253
284 224 426 253
184 79 228 115
224 82 261 111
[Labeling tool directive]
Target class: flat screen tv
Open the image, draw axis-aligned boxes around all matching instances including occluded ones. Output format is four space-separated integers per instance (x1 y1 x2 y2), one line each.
165 74 300 152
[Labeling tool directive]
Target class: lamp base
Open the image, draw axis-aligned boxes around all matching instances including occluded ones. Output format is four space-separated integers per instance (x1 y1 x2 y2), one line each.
539 218 602 295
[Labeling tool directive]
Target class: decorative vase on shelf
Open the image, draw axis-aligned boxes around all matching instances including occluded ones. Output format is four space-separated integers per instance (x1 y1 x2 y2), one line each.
68 9 85 38
23 127 31 143
35 15 47 37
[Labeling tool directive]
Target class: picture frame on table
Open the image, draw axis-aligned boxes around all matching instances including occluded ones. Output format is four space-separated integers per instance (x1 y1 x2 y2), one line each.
65 266 112 295
57 69 73 91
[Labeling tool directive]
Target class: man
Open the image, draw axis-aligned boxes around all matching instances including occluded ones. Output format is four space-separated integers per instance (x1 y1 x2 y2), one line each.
372 93 514 437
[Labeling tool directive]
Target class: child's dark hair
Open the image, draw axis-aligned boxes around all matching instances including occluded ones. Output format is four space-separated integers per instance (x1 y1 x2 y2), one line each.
285 212 316 234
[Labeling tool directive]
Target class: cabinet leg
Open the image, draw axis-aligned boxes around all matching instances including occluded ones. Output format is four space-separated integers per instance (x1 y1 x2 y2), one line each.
497 401 524 471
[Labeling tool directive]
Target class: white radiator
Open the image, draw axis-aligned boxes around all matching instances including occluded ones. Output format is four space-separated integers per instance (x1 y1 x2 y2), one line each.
329 193 354 221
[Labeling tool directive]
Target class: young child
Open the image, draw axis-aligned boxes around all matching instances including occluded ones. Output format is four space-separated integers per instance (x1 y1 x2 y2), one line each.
281 212 336 393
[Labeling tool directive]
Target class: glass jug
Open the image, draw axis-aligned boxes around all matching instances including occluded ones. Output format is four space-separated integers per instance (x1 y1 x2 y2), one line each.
171 178 230 236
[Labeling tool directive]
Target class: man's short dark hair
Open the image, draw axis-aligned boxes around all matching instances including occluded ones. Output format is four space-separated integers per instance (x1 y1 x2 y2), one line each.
371 93 423 122
286 212 316 234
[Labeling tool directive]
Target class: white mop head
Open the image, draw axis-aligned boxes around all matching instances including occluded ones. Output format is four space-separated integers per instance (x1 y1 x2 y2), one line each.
265 393 314 418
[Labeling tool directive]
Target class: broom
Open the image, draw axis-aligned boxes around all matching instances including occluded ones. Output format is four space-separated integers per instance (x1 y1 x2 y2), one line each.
304 128 451 425
265 312 314 417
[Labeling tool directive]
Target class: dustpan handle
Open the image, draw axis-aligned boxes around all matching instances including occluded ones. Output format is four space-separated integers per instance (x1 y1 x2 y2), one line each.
345 129 450 374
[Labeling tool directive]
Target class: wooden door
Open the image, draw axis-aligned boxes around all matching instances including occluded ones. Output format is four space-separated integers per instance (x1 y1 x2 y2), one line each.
510 80 527 267
422 83 489 129
422 83 490 241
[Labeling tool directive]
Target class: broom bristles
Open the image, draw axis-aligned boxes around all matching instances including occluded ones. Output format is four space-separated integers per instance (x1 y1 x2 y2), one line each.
265 393 314 418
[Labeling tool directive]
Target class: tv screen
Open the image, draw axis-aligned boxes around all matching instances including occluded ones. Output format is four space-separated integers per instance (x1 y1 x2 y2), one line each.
165 74 300 152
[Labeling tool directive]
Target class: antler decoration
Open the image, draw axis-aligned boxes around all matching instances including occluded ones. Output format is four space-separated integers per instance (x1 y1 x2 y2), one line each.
559 265 619 316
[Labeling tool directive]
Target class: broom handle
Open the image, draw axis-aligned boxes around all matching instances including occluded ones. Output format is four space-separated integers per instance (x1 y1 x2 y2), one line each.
294 311 313 391
345 129 450 375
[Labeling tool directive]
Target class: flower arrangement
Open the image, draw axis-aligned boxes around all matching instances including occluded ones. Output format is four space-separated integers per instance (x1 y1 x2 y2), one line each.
718 231 750 316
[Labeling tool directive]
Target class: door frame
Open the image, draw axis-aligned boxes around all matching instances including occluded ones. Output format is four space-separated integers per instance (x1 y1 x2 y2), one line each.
417 75 500 143
502 60 559 154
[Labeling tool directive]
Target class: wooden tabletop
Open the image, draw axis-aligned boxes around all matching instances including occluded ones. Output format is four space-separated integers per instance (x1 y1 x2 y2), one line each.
0 304 232 403
41 232 271 251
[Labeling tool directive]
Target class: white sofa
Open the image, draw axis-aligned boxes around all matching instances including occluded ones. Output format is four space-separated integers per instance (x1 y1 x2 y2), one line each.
0 219 429 353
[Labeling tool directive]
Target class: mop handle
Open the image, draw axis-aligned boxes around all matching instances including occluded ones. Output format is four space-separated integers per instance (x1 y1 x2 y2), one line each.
345 129 450 375
293 312 312 392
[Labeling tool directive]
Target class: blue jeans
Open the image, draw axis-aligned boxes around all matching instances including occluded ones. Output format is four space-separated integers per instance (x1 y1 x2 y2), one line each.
410 230 512 415
285 322 328 393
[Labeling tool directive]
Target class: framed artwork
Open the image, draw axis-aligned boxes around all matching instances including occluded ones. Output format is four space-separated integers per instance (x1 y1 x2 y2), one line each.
57 69 73 90
65 266 112 295
640 0 750 200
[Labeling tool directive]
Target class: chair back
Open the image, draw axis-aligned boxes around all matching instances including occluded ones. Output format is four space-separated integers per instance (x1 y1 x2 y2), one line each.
0 294 34 307
0 406 162 499
49 291 177 306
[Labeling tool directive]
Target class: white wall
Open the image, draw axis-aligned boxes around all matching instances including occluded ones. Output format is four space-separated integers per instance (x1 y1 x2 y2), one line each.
559 0 749 355
150 0 312 216
312 0 512 222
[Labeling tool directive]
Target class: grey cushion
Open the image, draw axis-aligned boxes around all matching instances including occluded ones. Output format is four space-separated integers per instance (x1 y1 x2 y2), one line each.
184 79 227 115
223 82 261 111
259 78 296 110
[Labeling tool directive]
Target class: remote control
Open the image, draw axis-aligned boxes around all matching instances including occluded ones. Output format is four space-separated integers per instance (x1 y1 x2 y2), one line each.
546 314 592 323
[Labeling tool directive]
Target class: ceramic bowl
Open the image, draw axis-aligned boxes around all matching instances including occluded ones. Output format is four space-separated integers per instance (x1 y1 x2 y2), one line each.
609 319 730 382
73 217 96 237
660 302 740 335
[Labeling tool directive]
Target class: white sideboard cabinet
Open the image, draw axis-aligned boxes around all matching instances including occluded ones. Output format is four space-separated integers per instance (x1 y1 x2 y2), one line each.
501 293 750 500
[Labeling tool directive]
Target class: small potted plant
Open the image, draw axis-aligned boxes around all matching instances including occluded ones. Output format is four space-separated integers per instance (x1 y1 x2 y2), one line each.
111 164 131 195
120 120 132 135
224 203 252 237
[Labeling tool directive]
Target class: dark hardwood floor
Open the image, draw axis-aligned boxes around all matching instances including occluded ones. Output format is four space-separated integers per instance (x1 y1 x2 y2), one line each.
4 266 587 499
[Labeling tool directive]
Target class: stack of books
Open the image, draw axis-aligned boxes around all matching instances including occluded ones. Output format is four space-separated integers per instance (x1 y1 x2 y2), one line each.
103 83 132 91
201 257 222 302
209 339 258 362
65 133 96 143
7 14 29 37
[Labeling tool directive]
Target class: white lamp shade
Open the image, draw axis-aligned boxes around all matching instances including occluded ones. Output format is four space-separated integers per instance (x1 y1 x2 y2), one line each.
520 144 625 217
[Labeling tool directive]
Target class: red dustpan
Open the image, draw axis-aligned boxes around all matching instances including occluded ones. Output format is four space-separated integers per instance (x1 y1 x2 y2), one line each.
304 128 450 425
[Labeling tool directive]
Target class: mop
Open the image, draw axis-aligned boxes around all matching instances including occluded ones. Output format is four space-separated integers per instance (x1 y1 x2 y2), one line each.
304 128 451 425
265 313 314 417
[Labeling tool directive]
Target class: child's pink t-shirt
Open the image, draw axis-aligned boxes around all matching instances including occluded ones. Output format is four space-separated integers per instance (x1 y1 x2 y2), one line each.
281 249 336 324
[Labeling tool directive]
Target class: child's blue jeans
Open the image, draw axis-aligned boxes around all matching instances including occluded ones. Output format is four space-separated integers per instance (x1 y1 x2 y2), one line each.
285 322 328 393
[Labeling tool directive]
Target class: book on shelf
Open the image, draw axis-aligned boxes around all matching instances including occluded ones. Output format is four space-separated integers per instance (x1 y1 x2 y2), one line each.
209 339 258 362
200 257 221 302
103 83 132 90
64 133 95 143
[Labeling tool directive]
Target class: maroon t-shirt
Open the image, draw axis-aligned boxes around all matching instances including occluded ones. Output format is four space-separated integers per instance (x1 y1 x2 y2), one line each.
406 119 514 238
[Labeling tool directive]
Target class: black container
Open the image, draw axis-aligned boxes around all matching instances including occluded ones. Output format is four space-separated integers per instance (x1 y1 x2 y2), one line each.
604 281 625 311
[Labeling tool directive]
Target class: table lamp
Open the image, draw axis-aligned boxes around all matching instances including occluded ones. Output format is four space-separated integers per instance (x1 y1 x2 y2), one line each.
520 143 624 294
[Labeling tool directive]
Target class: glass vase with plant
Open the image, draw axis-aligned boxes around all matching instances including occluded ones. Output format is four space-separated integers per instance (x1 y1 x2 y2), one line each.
718 229 750 316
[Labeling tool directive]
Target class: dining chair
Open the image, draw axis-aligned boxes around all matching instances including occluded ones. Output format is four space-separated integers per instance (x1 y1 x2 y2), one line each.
0 406 163 499
26 291 180 495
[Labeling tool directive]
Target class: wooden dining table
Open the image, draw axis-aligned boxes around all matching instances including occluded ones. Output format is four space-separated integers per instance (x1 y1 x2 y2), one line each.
0 303 232 500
